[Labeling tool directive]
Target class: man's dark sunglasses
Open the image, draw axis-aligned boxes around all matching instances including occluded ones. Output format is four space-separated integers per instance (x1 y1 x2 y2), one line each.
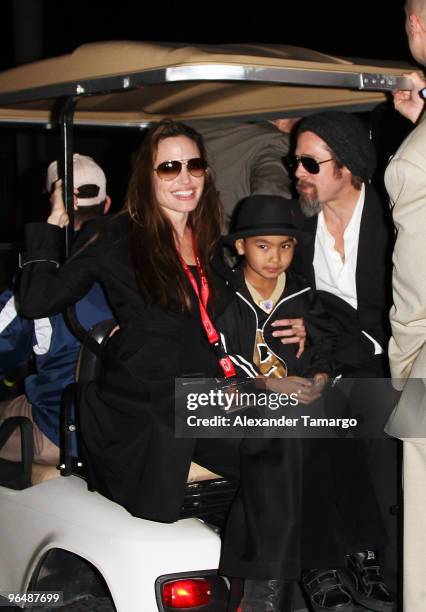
289 155 334 175
76 184 101 199
154 158 208 181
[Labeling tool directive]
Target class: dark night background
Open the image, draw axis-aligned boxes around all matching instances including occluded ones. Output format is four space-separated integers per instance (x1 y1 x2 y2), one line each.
0 0 417 282
0 1 414 71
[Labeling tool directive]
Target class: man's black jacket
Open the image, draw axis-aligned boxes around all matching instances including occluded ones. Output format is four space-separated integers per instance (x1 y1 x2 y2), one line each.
291 185 394 376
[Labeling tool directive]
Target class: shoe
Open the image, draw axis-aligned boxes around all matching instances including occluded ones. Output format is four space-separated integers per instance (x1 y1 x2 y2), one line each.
339 550 394 611
301 569 354 612
238 578 293 611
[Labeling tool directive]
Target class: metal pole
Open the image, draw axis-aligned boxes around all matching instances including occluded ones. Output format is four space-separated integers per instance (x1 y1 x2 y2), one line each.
59 97 77 257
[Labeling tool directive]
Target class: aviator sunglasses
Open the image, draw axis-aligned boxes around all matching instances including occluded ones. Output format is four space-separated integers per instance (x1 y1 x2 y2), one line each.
154 157 208 181
289 155 334 175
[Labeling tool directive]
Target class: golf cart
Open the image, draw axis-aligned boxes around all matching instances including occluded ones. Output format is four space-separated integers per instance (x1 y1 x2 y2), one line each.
0 41 411 611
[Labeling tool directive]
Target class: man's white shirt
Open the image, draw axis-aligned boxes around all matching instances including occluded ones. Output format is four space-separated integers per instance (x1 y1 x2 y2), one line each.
313 183 382 355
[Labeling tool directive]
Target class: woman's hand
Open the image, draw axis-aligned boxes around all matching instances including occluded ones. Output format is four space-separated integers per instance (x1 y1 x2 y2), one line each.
48 179 69 228
393 71 426 124
271 317 306 358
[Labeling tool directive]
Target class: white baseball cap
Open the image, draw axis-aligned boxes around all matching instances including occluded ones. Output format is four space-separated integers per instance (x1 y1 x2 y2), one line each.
46 153 107 207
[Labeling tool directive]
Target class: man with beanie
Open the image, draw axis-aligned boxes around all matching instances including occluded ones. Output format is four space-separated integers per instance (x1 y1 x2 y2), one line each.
384 2 426 608
0 154 112 469
293 111 393 378
279 111 395 611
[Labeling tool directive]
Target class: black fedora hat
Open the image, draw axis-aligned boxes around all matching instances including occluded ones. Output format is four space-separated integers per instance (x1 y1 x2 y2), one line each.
222 194 303 246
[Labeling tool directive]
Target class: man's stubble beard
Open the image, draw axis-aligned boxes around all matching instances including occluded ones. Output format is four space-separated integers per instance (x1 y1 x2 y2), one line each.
297 183 323 218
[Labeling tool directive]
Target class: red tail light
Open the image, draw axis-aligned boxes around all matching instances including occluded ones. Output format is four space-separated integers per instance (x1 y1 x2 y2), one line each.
162 578 212 608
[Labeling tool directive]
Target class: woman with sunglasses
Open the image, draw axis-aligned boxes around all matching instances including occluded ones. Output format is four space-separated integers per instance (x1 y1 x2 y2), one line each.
18 118 236 511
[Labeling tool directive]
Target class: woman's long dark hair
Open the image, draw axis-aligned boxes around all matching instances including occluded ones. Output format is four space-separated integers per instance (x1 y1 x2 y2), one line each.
126 120 223 311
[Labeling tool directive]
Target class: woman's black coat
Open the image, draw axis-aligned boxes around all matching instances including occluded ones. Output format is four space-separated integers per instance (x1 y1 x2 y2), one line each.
17 213 227 522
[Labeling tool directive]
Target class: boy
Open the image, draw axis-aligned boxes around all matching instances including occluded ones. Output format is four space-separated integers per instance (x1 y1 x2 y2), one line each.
215 194 343 611
217 194 335 388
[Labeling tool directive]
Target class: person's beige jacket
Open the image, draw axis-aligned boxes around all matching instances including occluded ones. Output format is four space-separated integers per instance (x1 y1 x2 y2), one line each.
385 114 426 439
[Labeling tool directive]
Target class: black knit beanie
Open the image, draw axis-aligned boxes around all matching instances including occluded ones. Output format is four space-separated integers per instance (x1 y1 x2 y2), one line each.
297 111 376 181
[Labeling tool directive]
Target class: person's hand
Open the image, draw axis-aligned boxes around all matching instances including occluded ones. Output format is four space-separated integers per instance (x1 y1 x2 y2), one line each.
393 71 426 124
271 318 306 358
260 375 324 405
312 372 329 391
48 179 69 228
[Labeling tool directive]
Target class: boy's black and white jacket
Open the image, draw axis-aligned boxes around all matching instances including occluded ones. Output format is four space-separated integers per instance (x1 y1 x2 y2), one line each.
213 263 338 379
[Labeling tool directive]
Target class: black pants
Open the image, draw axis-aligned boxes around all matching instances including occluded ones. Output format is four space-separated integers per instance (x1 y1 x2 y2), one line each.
205 436 387 580
301 438 387 570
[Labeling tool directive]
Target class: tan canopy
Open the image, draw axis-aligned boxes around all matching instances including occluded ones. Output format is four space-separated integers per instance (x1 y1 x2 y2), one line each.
0 41 412 126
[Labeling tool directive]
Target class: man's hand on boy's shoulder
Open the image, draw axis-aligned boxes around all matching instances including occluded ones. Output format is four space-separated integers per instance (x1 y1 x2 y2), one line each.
271 318 306 358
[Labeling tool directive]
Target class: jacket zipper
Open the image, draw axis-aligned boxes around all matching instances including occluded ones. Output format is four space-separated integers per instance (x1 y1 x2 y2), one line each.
235 286 311 367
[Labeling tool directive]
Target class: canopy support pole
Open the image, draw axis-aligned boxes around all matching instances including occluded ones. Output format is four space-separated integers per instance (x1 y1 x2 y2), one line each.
58 96 77 257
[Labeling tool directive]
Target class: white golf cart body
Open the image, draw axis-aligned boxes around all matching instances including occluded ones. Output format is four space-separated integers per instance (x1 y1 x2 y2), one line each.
0 477 225 611
0 41 411 611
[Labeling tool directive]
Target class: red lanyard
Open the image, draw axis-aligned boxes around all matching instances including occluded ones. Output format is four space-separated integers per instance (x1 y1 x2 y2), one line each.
179 246 236 379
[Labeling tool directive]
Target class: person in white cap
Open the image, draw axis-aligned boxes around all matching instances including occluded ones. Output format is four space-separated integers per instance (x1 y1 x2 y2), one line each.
0 154 111 470
46 153 111 230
